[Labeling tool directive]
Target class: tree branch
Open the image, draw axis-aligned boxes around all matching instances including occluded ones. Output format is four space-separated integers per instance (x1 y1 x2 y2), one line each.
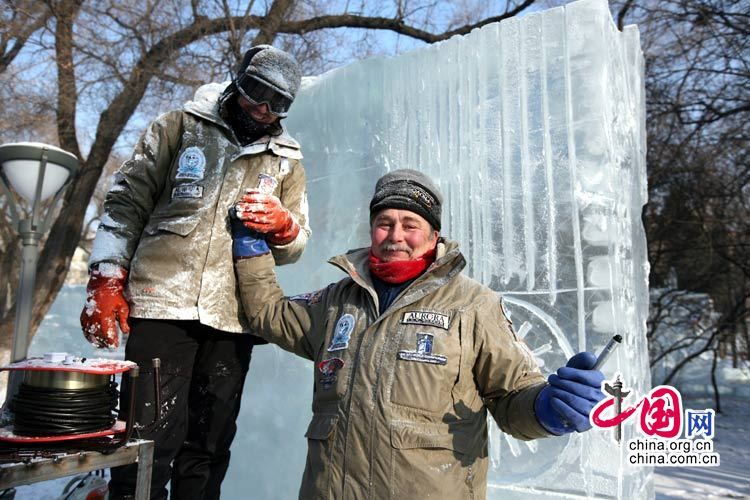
53 0 83 159
616 0 636 31
0 2 52 74
252 0 296 46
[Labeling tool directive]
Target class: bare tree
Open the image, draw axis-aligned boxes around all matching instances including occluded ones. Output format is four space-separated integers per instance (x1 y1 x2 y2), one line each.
613 0 750 407
0 0 52 73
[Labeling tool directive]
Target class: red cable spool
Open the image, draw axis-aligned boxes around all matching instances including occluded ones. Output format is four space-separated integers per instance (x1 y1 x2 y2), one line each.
0 353 136 444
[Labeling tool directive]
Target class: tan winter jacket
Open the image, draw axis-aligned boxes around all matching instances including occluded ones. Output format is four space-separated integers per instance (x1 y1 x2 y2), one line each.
90 82 310 333
236 238 550 499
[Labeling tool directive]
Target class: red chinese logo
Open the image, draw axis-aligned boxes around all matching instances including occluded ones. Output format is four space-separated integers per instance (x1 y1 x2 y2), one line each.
591 384 683 439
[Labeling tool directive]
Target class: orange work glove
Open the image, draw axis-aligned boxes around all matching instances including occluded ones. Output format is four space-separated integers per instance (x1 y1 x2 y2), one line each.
234 190 300 245
80 263 130 349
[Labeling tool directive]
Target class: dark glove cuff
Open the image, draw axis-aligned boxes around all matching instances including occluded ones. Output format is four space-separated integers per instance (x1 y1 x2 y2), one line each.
233 237 271 260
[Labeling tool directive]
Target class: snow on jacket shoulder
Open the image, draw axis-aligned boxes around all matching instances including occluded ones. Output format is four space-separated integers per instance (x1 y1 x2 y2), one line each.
89 82 310 333
235 238 549 500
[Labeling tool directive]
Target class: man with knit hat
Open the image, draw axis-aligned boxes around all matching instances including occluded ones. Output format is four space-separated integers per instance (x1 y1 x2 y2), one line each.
233 168 605 499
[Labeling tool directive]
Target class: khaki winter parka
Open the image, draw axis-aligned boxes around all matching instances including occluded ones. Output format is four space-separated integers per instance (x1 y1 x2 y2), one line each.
89 82 310 333
236 238 551 499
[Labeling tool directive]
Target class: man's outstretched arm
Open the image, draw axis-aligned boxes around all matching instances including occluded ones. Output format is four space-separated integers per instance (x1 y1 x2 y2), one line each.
235 253 324 361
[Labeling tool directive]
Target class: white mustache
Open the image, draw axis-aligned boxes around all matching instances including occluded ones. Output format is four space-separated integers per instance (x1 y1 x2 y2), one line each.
380 243 411 254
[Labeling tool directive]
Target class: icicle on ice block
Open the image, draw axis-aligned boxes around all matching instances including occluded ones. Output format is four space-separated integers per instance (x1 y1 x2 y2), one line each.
225 0 651 498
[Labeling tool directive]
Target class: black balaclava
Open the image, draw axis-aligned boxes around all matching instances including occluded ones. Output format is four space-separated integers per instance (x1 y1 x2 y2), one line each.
220 91 281 146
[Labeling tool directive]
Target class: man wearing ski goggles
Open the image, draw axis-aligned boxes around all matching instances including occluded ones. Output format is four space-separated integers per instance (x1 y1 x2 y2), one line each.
96 45 309 500
218 43 303 144
235 73 294 118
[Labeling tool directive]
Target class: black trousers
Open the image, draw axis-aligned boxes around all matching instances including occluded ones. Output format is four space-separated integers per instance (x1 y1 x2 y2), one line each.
109 319 255 500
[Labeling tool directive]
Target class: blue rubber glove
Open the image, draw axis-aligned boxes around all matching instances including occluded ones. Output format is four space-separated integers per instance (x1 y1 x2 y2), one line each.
534 352 605 435
229 207 270 259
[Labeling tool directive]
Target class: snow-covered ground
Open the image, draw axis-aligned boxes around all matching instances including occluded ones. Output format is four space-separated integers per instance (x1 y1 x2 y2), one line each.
653 396 750 499
3 287 748 499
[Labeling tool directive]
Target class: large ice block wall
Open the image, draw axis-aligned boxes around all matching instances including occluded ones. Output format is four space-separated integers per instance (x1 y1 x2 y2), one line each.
224 0 651 497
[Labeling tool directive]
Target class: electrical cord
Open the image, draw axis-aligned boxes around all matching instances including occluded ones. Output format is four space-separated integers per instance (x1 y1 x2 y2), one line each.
12 381 119 436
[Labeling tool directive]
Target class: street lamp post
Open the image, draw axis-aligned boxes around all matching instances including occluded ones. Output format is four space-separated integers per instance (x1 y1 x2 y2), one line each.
0 142 80 363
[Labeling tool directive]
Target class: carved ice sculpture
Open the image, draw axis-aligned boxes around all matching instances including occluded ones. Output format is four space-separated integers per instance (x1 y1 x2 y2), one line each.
223 0 652 497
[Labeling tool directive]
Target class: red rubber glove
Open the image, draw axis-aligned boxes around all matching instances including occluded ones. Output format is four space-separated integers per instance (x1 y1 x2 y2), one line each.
80 263 130 349
235 190 300 245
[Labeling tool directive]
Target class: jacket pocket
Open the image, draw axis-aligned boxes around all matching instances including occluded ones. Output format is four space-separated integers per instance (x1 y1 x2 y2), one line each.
143 215 201 237
389 423 476 500
390 422 472 453
390 311 462 413
300 414 338 499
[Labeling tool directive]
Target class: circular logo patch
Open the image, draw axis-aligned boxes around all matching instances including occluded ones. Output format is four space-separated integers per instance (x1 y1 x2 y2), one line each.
176 146 207 180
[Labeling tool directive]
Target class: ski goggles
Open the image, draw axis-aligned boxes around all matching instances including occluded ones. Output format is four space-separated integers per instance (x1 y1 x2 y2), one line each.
235 74 294 118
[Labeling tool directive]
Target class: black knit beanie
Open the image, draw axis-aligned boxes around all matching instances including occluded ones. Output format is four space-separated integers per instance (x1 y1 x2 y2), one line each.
369 169 442 230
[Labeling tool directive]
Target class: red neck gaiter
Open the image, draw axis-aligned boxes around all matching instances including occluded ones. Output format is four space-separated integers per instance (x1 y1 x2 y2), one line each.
368 247 437 284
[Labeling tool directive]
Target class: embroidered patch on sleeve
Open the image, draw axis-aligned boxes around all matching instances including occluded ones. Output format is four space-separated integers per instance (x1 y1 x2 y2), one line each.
318 357 345 389
327 314 355 352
